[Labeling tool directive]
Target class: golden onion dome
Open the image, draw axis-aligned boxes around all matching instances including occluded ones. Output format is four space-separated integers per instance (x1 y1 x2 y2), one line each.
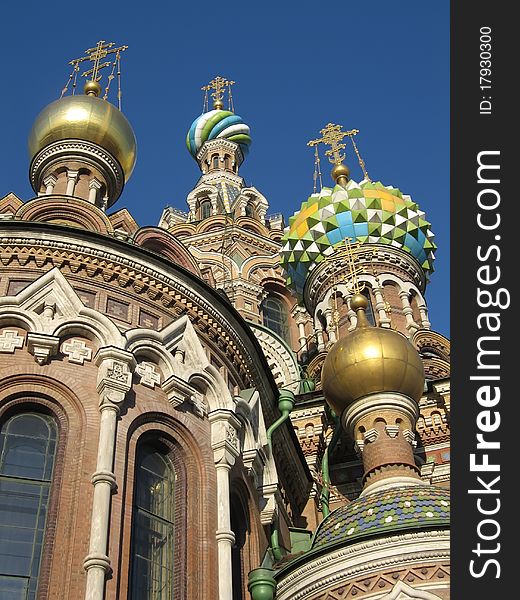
28 94 137 180
322 294 425 416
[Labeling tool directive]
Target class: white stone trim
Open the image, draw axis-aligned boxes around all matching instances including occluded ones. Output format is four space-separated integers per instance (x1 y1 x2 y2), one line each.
275 530 450 600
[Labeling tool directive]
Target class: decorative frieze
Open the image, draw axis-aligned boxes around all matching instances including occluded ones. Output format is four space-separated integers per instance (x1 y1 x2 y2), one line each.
0 236 260 390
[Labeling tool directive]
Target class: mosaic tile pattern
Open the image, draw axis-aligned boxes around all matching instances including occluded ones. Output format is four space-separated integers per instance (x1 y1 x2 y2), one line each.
280 180 436 298
312 486 449 549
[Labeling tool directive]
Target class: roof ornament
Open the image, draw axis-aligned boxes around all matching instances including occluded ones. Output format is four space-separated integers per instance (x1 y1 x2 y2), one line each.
60 40 128 109
308 123 371 186
202 75 236 112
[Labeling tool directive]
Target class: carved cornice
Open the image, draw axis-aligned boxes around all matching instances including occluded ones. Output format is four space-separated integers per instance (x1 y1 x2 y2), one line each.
0 234 261 387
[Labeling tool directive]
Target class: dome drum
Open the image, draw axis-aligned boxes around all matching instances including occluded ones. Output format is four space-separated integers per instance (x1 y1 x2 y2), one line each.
196 138 245 173
303 243 427 316
341 391 419 441
30 139 125 207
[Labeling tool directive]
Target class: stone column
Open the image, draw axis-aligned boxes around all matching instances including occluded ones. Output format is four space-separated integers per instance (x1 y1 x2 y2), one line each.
418 303 431 329
88 178 103 206
83 348 135 600
297 321 307 353
399 290 419 333
314 320 325 352
43 174 57 195
209 409 241 600
373 286 392 328
323 307 337 344
66 170 79 196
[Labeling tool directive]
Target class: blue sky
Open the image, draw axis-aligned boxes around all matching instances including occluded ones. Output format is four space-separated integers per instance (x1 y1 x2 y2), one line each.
0 1 449 337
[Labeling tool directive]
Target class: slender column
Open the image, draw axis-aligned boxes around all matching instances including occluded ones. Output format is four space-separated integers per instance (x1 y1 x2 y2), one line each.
323 307 337 344
297 321 307 353
418 303 431 329
209 409 241 600
373 286 392 328
84 348 135 600
66 169 79 196
88 178 103 205
43 174 57 195
399 290 419 333
314 321 325 351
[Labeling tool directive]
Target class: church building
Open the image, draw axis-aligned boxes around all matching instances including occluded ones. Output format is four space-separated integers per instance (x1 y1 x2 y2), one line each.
0 42 450 600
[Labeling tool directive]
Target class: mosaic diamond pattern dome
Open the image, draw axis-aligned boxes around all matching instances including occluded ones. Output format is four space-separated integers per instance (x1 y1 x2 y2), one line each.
280 180 436 297
312 485 450 550
186 109 252 158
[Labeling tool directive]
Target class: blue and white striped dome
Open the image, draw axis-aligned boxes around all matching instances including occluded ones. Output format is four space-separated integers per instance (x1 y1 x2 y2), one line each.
186 109 252 158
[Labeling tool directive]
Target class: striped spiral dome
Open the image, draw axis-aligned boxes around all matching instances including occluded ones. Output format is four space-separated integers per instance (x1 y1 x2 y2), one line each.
186 109 251 158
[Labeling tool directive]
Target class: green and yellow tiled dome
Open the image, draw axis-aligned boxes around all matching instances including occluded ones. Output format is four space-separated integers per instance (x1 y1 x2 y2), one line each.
312 485 450 550
280 180 436 297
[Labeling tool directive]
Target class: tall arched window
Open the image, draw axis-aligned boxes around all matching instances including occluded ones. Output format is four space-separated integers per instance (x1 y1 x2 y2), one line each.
0 412 58 599
200 199 211 220
130 442 176 600
211 155 219 169
262 295 289 342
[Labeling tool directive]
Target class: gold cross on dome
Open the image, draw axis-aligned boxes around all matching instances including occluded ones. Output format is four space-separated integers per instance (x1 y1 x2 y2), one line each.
69 40 128 82
202 75 235 108
308 123 360 165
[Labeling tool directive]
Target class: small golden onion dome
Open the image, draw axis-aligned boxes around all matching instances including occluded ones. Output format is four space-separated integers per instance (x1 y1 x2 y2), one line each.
321 294 425 416
28 94 137 180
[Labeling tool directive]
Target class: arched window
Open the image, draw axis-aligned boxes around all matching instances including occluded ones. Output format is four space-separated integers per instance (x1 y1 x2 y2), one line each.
0 412 58 599
212 155 219 169
244 202 255 218
130 442 176 600
262 296 289 342
200 199 211 220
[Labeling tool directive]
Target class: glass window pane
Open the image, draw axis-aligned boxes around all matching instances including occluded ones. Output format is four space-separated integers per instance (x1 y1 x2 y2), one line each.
6 414 54 439
262 296 289 342
0 413 57 599
0 575 27 600
131 444 175 600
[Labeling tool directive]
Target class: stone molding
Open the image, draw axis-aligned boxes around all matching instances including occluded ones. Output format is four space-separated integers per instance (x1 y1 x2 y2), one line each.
0 233 264 390
275 530 449 600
